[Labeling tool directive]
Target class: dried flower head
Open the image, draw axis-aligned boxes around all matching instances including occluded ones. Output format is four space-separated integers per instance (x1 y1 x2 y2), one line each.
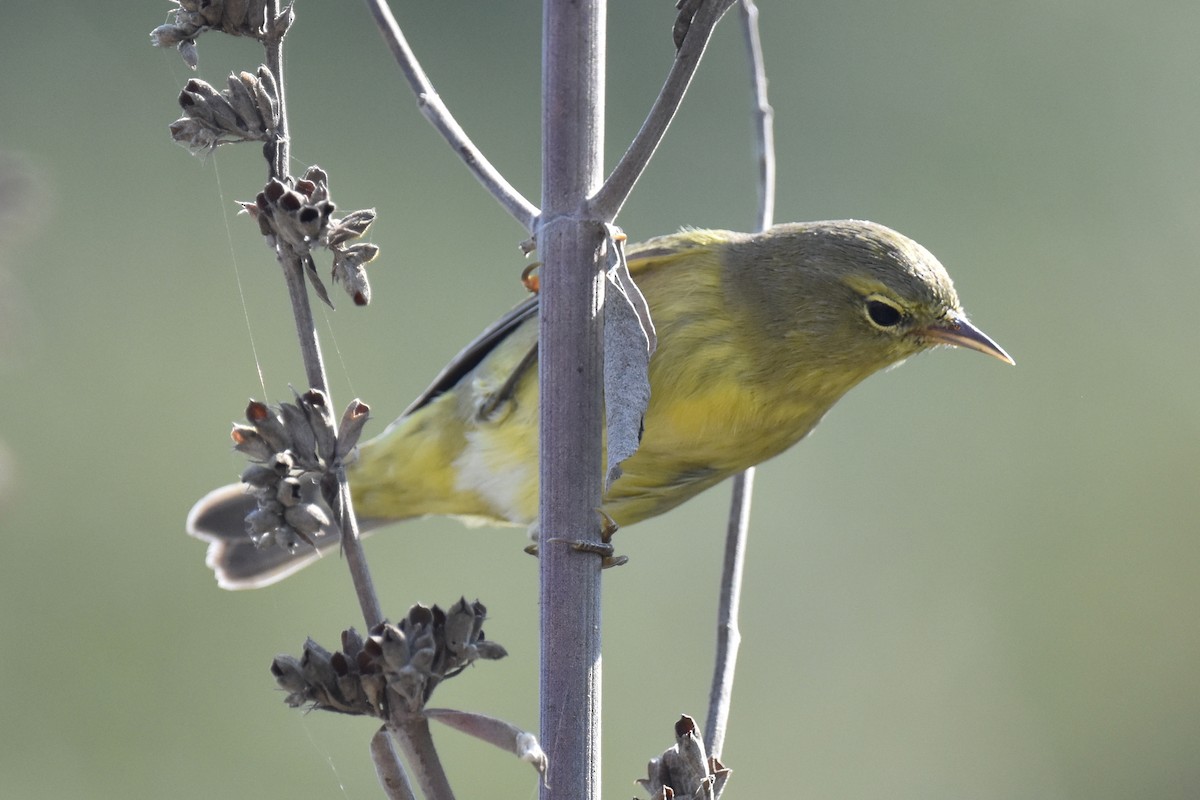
639 715 731 800
170 68 280 154
241 168 380 307
326 209 379 306
271 599 508 718
247 170 335 250
151 0 294 69
232 391 369 552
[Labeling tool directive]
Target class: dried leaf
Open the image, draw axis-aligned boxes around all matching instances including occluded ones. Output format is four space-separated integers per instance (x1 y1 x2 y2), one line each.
425 709 548 779
602 225 656 490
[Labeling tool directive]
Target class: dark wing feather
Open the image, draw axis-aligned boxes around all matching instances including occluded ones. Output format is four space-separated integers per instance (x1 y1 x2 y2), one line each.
400 295 540 417
399 230 706 418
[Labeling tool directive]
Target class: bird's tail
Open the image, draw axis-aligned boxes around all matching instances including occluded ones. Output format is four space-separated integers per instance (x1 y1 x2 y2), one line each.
187 483 375 590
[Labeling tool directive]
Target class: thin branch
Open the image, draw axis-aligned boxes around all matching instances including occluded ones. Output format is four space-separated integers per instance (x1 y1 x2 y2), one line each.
264 18 288 181
362 0 539 231
704 0 775 764
263 18 325 392
263 2 384 628
371 727 418 800
587 0 738 222
389 719 456 800
705 468 751 761
741 0 775 233
331 472 384 628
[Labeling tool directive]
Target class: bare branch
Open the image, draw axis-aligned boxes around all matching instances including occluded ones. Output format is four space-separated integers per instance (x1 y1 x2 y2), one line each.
371 727 418 800
389 720 456 800
261 6 385 631
705 0 776 765
362 0 539 231
588 0 738 222
741 0 775 233
705 466 751 761
425 708 548 779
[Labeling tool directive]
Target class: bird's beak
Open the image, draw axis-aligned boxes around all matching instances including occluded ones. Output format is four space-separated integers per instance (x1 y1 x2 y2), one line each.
921 313 1014 365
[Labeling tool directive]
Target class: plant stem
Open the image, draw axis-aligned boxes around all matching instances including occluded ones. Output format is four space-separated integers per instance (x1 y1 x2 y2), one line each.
261 5 384 630
740 0 775 234
706 468 751 760
705 0 775 764
538 1 607 799
390 719 456 800
371 727 418 800
361 0 539 231
588 0 737 222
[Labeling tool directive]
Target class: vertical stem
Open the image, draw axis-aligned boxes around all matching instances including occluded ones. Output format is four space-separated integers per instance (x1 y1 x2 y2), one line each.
705 0 775 762
538 2 606 799
264 6 327 396
280 253 329 394
264 7 289 181
705 467 752 758
389 719 456 800
370 727 418 800
335 474 384 628
264 3 383 629
740 0 775 234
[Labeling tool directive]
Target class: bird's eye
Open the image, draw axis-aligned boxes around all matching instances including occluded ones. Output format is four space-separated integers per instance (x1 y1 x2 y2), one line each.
864 296 904 329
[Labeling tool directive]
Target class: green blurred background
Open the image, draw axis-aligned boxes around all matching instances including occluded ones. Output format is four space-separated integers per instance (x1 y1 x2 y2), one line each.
2 1 1197 798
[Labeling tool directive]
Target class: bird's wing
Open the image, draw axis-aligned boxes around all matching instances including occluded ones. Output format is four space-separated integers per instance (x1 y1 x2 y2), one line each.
400 230 715 417
623 227 726 277
400 296 539 417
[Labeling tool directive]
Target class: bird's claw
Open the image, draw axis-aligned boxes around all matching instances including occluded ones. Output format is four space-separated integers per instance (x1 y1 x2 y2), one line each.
524 510 628 568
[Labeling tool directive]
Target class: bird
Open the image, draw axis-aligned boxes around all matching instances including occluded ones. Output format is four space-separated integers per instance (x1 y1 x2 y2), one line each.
187 220 1012 589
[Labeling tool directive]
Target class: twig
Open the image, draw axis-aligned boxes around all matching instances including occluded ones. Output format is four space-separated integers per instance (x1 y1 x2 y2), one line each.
705 467 752 760
262 7 407 790
262 4 385 630
371 727 418 800
263 11 324 392
740 0 775 234
704 0 775 764
361 0 539 231
331 473 384 628
538 0 607 798
587 0 738 222
389 719 456 800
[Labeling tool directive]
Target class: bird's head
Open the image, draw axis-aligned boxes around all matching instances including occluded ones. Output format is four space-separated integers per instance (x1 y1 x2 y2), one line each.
724 220 1013 384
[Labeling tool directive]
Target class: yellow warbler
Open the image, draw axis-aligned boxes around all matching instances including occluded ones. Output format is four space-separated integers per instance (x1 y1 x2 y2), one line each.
188 220 1011 588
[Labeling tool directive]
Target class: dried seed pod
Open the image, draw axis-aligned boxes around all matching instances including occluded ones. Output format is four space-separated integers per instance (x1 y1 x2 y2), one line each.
230 424 274 462
639 715 731 800
225 73 262 133
170 70 278 154
150 0 286 68
245 506 281 536
283 501 330 537
326 209 377 246
273 601 507 718
332 242 377 306
239 464 277 489
298 389 338 463
335 400 371 460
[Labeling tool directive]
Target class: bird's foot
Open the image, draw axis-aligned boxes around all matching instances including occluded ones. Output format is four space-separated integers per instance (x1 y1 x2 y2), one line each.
523 510 628 568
